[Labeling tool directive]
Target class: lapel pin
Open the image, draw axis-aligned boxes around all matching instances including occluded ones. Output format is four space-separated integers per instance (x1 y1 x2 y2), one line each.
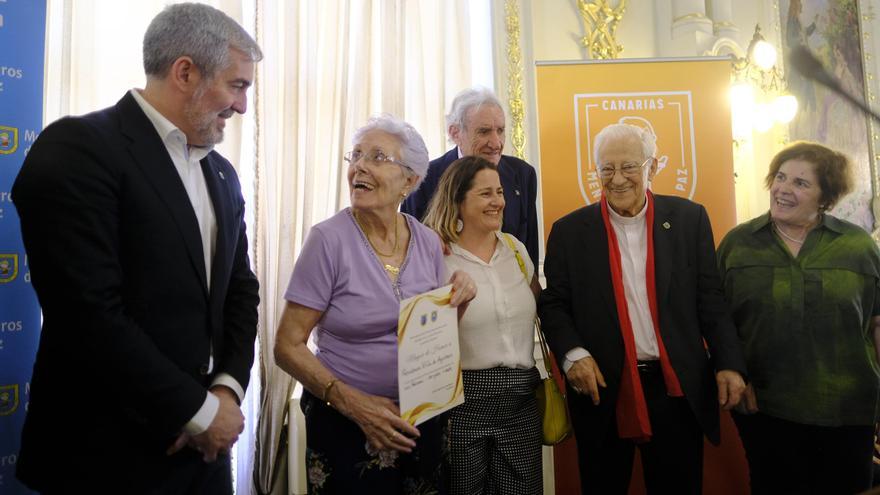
662 221 671 230
515 189 521 196
219 171 226 180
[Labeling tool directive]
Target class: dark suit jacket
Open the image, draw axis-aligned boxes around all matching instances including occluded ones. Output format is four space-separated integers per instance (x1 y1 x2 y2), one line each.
538 195 745 447
11 92 259 491
401 147 539 267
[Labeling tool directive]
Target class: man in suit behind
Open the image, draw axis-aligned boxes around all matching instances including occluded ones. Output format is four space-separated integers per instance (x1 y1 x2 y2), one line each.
538 123 746 494
12 4 261 493
401 87 540 266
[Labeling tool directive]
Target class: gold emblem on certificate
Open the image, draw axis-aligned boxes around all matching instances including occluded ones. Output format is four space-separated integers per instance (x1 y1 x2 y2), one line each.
397 284 464 425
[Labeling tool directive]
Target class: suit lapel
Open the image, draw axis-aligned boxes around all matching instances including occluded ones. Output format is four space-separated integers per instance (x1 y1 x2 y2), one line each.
200 155 230 298
651 195 674 305
117 93 209 292
580 206 618 318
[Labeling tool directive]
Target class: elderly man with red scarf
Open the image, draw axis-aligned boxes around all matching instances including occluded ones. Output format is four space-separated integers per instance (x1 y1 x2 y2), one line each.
539 123 747 494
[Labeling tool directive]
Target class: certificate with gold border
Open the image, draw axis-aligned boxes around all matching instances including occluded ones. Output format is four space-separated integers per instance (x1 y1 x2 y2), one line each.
398 284 464 426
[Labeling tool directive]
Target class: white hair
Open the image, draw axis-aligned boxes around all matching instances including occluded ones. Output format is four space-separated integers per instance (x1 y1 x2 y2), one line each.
352 114 430 189
143 3 262 80
445 87 504 140
593 123 657 164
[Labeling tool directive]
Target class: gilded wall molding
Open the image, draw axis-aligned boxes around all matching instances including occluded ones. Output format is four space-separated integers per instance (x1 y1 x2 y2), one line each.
577 0 626 59
713 20 737 30
505 0 526 159
672 12 708 24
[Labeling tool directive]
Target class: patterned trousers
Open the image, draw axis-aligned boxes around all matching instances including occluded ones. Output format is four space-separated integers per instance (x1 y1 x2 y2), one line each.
449 367 543 495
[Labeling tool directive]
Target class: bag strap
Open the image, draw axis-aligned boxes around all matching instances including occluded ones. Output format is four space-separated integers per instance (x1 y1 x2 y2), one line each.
502 234 554 379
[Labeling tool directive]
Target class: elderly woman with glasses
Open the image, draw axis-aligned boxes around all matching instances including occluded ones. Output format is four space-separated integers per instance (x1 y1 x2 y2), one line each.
274 114 476 494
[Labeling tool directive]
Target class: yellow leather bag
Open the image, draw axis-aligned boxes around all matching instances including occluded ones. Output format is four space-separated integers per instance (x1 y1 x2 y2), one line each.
503 234 573 446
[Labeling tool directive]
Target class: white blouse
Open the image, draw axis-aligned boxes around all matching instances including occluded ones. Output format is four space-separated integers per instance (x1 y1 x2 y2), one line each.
446 232 537 370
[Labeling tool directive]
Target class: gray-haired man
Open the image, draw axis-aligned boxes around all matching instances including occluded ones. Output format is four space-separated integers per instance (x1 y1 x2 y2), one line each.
402 87 539 266
12 4 261 493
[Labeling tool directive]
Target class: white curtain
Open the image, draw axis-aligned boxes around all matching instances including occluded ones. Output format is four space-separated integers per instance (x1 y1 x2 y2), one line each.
251 1 479 493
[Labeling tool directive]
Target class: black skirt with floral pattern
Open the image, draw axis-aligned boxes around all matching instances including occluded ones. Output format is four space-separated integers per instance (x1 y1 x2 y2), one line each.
300 389 450 495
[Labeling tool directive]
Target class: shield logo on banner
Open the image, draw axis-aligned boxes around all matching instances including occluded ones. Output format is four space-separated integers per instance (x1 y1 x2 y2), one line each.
575 92 698 205
0 384 19 416
0 254 18 283
0 126 19 155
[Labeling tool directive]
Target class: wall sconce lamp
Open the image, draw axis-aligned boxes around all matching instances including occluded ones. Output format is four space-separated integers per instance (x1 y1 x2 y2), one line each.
730 25 798 136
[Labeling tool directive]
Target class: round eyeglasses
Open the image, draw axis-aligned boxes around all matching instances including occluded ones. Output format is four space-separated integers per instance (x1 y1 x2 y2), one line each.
343 149 411 172
596 157 652 179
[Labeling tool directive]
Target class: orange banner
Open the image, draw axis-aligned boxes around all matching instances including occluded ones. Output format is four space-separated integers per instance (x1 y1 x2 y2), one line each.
536 57 736 240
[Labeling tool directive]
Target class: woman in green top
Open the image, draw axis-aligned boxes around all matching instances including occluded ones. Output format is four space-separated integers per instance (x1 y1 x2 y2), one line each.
717 141 880 494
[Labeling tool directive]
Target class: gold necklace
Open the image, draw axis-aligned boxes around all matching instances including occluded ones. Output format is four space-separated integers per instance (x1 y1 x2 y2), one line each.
355 212 400 274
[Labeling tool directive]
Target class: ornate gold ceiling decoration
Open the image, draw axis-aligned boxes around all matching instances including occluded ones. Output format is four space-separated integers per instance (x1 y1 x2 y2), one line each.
577 0 627 59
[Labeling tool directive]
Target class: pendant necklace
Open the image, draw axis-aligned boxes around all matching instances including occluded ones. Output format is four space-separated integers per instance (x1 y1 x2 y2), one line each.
355 212 400 275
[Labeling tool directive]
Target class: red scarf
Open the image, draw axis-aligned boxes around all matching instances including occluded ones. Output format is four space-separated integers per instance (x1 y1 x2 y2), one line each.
599 191 683 442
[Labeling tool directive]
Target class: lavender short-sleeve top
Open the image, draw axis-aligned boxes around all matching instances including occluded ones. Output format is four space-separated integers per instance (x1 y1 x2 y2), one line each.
285 208 447 399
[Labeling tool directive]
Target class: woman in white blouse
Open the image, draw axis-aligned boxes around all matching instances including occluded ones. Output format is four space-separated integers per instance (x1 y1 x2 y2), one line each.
424 156 542 494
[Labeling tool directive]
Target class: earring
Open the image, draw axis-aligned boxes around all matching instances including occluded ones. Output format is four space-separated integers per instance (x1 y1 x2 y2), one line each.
455 219 464 233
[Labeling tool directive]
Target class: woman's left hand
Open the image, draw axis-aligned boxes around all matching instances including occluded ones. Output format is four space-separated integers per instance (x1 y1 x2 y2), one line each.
447 270 476 308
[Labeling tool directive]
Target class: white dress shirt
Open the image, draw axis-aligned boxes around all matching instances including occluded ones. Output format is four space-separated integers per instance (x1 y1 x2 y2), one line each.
564 197 659 371
445 232 537 370
131 89 243 435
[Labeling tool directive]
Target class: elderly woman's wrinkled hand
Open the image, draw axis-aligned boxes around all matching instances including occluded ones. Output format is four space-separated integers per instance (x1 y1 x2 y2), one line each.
337 385 421 453
447 269 477 308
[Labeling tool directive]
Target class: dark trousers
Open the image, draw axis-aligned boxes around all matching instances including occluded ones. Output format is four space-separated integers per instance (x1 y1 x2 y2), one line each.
148 452 233 495
576 366 704 495
39 449 232 495
733 411 874 495
300 390 449 495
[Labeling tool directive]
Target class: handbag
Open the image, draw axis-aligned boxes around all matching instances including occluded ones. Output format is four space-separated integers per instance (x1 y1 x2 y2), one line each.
502 234 573 445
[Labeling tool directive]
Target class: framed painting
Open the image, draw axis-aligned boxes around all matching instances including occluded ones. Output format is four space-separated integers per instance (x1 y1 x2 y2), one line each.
779 0 875 232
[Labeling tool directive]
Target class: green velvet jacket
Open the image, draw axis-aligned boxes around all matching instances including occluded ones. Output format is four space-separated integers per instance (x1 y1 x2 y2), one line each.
718 212 880 426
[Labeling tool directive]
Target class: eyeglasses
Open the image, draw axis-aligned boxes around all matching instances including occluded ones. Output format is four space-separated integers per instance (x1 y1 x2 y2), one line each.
597 157 652 179
344 149 411 171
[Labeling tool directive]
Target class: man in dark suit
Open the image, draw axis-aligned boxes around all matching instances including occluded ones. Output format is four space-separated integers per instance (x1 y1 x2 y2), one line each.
538 123 746 494
401 87 539 266
11 4 261 493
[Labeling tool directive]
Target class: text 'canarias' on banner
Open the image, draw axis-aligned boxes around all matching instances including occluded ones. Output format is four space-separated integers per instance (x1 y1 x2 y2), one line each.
535 58 736 241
